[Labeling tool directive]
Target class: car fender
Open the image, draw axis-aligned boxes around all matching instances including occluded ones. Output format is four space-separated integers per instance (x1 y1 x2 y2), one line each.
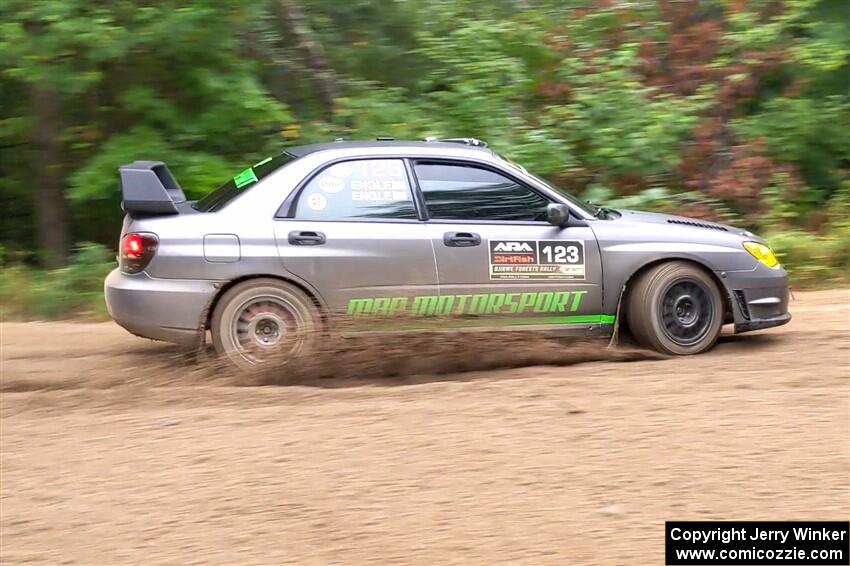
591 231 757 314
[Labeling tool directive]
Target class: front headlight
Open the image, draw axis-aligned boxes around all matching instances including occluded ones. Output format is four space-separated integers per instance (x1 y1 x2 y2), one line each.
743 241 780 269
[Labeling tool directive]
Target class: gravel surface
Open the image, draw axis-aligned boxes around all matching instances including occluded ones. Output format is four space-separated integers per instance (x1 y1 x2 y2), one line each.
1 289 848 565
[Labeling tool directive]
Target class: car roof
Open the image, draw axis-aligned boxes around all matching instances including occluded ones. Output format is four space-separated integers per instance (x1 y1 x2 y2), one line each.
286 139 492 158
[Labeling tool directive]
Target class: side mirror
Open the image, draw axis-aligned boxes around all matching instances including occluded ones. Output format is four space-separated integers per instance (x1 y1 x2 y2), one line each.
547 203 571 227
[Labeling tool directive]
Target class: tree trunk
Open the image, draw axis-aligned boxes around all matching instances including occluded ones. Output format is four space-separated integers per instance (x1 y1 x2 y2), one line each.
276 0 339 117
30 86 69 267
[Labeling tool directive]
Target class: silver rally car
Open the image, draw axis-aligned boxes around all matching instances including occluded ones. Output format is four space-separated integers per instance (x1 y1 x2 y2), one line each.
105 138 790 367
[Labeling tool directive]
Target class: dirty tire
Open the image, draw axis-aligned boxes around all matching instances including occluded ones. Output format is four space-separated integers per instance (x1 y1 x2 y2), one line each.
626 261 723 355
211 278 321 368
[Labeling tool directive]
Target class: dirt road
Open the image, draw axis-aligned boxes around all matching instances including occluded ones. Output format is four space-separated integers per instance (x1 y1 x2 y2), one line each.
1 289 848 565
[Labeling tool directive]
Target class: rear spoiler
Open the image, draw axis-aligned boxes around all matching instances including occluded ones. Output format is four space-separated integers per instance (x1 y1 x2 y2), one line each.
119 161 186 215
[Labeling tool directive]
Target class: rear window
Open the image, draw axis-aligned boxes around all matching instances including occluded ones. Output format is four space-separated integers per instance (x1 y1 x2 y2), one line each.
293 158 417 220
194 152 297 212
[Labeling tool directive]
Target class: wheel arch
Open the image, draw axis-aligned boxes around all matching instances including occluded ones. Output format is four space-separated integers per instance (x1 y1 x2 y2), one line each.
617 258 733 330
203 273 327 330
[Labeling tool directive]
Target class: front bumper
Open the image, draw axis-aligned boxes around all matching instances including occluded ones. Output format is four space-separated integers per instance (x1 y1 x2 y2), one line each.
104 269 220 346
733 312 791 333
715 264 791 334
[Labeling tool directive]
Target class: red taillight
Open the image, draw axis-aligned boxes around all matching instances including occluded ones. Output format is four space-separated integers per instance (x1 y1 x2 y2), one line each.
120 232 158 274
123 233 144 256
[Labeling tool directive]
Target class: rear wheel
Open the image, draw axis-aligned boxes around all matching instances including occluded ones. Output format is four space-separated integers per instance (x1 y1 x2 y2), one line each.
211 278 321 368
626 261 723 355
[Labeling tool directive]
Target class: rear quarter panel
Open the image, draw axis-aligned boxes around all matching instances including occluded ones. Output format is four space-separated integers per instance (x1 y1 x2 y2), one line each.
122 154 325 283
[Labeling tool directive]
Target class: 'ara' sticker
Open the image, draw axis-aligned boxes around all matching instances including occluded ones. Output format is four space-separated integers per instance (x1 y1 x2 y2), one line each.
489 239 585 280
307 193 327 211
319 176 346 193
233 168 258 188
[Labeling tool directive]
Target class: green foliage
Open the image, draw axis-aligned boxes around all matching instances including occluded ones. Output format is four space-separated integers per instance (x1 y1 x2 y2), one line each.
0 243 115 319
763 185 850 287
551 54 705 186
325 84 432 140
765 227 850 288
69 127 237 201
0 0 847 291
1 0 292 251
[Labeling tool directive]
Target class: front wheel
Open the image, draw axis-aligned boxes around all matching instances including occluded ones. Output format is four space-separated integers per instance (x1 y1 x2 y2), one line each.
625 262 724 355
211 278 321 368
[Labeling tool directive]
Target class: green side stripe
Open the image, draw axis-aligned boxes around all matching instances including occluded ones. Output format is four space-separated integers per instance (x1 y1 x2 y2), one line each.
493 314 616 326
422 314 617 327
254 156 272 167
345 314 616 332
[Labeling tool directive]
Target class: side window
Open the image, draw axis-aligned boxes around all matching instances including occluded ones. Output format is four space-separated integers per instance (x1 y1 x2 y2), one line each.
294 159 417 220
414 162 550 221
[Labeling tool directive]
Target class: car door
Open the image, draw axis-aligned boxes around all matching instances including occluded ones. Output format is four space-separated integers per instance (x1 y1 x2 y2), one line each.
274 157 438 318
410 160 605 328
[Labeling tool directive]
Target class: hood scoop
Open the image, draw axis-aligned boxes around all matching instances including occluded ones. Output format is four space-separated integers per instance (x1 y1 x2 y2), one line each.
667 219 728 232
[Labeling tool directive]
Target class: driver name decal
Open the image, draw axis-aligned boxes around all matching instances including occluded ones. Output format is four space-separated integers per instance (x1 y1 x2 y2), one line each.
489 239 585 280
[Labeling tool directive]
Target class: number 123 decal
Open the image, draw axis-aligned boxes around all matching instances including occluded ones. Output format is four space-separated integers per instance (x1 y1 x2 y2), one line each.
489 240 586 280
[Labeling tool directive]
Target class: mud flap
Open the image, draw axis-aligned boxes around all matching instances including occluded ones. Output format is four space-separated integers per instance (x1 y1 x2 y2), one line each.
192 283 222 361
607 284 627 349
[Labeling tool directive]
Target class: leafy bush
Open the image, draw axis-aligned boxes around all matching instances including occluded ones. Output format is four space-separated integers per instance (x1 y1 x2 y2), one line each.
0 243 115 320
764 228 850 288
759 183 850 287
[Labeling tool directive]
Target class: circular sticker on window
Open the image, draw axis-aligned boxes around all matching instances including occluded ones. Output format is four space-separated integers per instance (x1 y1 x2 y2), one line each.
318 176 345 193
307 193 327 211
328 163 352 178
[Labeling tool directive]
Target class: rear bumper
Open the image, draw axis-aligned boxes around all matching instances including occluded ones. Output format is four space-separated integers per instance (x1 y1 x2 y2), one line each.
104 269 219 346
715 264 791 334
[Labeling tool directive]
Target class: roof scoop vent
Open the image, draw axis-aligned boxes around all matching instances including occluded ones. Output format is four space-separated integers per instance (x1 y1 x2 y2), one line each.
667 219 728 232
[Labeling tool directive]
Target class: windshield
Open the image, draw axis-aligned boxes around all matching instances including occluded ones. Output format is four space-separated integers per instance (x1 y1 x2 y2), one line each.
495 153 598 217
194 152 297 212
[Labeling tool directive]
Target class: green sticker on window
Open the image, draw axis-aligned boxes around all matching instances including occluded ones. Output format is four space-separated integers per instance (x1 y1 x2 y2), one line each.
233 167 258 188
254 156 272 167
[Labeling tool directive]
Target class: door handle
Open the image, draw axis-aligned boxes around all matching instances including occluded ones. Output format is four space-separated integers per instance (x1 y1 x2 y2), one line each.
444 231 481 247
288 230 326 246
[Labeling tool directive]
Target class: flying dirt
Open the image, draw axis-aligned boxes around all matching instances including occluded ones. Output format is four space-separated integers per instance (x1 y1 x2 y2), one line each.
1 289 848 565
